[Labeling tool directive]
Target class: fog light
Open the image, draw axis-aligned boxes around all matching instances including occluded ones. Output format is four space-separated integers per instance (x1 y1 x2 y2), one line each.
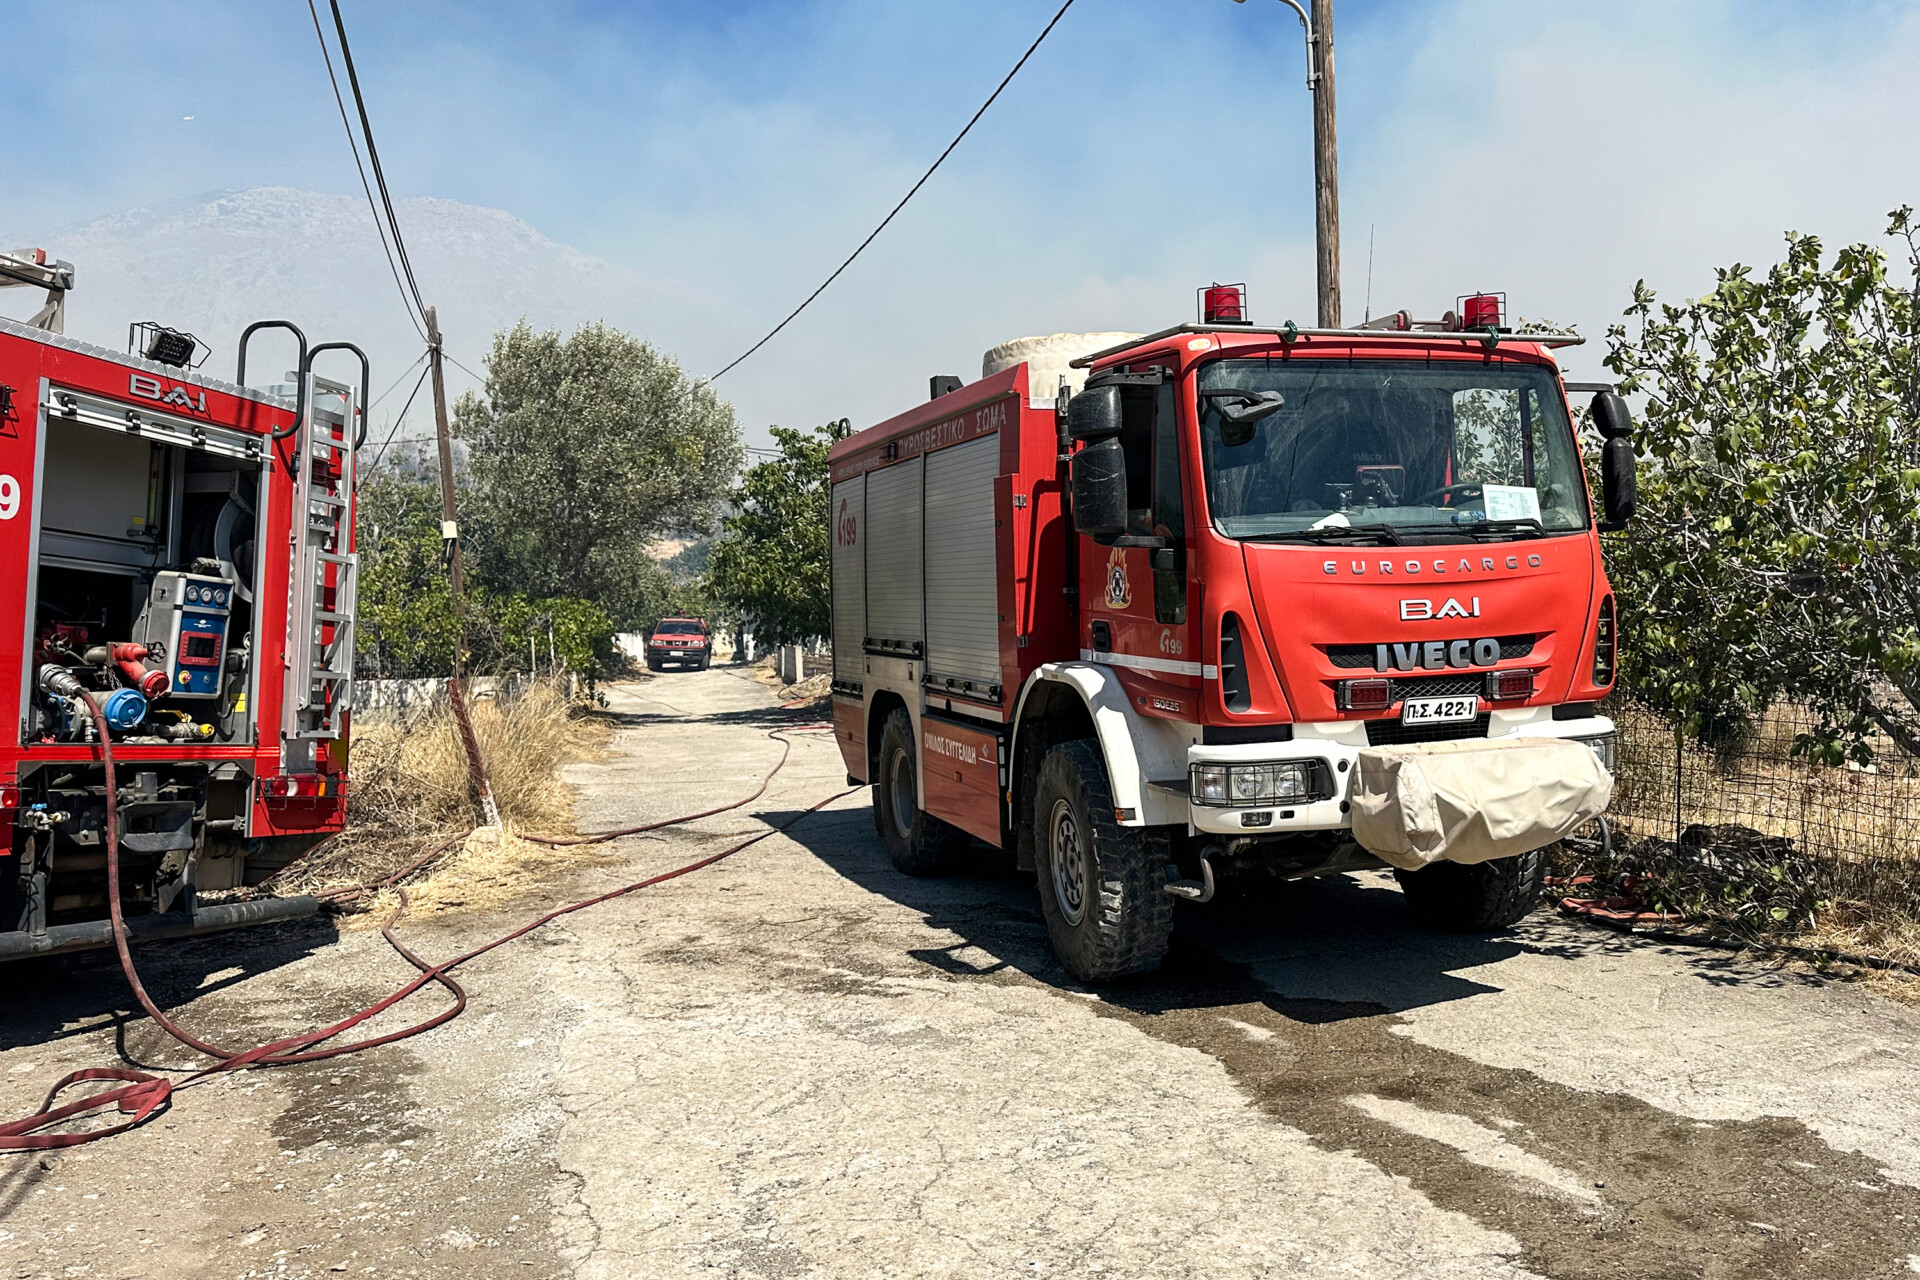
1340 678 1391 711
1488 669 1535 700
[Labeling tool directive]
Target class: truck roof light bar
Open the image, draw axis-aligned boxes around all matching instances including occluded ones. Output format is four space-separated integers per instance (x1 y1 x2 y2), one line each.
1069 323 1585 368
1200 283 1250 325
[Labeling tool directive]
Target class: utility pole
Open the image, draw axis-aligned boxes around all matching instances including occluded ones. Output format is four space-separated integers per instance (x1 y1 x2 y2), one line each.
1309 0 1341 328
1235 0 1341 326
426 305 501 828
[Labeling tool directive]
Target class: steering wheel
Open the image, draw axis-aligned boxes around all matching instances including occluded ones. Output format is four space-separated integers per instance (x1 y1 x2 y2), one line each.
1417 483 1484 507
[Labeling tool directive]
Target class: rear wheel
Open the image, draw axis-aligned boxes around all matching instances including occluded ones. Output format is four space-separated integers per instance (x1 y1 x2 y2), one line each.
1395 849 1548 931
873 709 963 876
1032 740 1174 983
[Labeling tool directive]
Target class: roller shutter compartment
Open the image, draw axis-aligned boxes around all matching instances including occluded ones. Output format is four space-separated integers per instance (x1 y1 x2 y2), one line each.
830 475 866 683
923 433 1001 693
863 456 924 654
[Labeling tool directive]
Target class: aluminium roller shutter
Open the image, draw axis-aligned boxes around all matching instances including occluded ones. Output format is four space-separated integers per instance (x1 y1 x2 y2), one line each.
830 475 865 683
923 434 1000 690
863 456 924 651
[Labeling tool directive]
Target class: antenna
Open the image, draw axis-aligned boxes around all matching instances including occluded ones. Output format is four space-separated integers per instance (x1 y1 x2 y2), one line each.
1364 223 1375 324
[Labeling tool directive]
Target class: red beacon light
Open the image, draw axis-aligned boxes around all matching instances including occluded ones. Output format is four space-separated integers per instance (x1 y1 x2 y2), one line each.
1453 291 1507 331
1200 283 1250 325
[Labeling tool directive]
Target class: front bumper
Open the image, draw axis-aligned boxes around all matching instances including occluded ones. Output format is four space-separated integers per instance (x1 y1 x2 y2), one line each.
1175 708 1614 836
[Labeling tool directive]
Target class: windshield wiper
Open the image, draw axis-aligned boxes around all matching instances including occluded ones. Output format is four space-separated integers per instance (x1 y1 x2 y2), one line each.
1247 522 1407 546
1427 518 1548 540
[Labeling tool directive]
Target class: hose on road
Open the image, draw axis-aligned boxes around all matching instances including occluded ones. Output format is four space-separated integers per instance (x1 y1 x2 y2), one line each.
0 699 850 1150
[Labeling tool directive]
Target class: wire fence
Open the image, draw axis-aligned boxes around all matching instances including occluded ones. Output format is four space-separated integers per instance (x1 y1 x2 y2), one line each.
1594 695 1920 959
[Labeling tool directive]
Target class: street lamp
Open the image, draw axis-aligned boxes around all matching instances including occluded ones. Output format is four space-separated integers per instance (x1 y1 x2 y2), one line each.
1232 0 1341 327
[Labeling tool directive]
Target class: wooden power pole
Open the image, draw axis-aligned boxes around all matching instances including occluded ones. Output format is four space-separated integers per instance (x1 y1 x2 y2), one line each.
425 305 501 828
1309 0 1341 328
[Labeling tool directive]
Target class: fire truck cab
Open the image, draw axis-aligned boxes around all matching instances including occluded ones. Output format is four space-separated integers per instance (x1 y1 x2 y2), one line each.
829 289 1633 982
0 252 365 958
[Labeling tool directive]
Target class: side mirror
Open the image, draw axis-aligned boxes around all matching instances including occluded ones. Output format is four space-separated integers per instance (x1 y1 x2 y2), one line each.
1592 391 1635 528
1067 384 1122 442
1071 435 1127 541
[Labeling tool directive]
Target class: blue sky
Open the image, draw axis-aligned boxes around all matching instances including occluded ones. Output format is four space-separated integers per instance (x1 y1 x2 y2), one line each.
7 0 1920 443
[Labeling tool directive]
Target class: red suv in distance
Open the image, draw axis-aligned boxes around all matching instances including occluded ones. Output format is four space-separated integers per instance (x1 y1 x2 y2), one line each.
647 614 712 671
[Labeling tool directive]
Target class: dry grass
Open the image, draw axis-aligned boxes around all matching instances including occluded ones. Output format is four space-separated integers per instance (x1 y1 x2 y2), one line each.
274 683 611 921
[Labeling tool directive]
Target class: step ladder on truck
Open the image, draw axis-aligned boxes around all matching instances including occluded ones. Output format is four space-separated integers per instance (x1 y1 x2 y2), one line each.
0 250 370 959
828 288 1635 981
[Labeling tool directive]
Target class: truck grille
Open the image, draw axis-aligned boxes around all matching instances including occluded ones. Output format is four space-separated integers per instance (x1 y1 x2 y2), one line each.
1325 634 1537 669
1388 672 1484 700
1365 714 1491 746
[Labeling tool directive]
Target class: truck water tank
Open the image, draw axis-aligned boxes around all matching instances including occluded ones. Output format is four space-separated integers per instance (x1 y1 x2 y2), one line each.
982 332 1143 401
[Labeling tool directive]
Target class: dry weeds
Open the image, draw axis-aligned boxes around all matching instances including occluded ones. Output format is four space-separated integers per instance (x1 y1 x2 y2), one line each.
274 683 611 921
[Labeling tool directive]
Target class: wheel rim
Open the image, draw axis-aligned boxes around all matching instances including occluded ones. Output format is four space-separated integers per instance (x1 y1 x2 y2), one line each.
1048 798 1086 926
889 746 916 838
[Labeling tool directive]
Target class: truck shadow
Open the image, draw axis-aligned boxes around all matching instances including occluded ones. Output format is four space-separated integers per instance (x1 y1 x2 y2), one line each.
0 914 338 1061
767 802 1920 1279
767 801 1807 1018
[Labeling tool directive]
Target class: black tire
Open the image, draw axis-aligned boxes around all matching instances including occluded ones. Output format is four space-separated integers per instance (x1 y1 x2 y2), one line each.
645 657 662 672
1394 848 1548 931
1032 740 1174 983
697 653 711 670
872 708 964 876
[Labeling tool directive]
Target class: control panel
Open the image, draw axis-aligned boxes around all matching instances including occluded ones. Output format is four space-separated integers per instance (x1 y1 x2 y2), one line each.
134 570 233 700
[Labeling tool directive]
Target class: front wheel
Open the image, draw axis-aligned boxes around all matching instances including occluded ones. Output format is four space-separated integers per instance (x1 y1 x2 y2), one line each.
1031 740 1174 983
873 709 963 876
1394 849 1547 931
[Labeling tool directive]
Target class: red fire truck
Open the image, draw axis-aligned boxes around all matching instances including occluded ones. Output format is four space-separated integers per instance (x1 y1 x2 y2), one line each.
0 250 365 958
829 288 1633 981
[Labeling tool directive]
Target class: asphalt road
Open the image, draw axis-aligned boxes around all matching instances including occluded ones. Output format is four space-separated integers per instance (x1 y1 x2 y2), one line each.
5 667 1920 1279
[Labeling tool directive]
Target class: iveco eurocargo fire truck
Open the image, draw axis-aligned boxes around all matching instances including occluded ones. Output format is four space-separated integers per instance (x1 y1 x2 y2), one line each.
829 287 1633 981
0 250 367 959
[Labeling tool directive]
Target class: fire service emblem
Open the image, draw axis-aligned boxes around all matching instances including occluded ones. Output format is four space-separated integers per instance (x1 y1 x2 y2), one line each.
1105 547 1132 609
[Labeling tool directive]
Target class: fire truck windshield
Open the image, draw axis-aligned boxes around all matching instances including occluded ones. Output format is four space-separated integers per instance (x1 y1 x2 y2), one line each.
1195 359 1589 542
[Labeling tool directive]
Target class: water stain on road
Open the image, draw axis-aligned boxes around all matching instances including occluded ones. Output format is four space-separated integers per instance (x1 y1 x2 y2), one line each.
1088 938 1920 1280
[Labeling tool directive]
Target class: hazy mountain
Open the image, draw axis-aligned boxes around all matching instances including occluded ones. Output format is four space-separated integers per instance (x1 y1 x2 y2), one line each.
13 186 703 430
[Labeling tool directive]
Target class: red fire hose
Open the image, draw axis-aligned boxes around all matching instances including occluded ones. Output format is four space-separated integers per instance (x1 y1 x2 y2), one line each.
0 699 846 1150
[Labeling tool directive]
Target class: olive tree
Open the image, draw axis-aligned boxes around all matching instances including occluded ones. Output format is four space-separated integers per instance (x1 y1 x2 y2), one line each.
705 420 847 647
1605 207 1920 759
455 320 742 628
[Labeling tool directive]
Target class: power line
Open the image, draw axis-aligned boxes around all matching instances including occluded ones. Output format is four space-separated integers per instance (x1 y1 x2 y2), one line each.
361 361 435 480
305 0 424 340
706 0 1079 383
326 0 431 326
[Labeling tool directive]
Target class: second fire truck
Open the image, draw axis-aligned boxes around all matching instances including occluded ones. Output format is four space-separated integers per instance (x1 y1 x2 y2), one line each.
829 288 1630 981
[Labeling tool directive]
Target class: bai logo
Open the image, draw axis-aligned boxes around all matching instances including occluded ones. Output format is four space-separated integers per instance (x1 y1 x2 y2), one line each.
1104 547 1131 609
1400 597 1481 621
129 373 208 414
836 498 858 548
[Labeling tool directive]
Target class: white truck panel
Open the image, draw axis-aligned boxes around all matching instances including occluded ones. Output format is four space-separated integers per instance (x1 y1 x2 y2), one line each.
830 475 866 683
863 456 924 648
922 434 1000 689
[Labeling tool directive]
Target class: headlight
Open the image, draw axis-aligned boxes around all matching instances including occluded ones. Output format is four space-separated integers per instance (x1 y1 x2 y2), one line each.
1191 761 1317 807
1581 733 1617 773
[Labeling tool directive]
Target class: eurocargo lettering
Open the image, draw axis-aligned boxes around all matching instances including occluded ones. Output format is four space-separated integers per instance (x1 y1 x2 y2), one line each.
829 290 1632 981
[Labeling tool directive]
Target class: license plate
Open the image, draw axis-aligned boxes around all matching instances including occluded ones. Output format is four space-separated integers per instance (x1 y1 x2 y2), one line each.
1401 694 1479 725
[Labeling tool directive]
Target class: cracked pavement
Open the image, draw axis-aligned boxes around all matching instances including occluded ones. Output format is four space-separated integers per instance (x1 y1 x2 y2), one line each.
6 667 1920 1277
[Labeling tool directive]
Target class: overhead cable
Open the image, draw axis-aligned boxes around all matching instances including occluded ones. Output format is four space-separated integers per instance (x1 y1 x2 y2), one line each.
324 0 432 327
305 0 425 340
706 0 1079 383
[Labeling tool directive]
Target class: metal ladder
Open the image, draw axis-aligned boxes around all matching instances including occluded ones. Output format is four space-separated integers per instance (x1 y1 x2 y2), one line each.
284 372 358 752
